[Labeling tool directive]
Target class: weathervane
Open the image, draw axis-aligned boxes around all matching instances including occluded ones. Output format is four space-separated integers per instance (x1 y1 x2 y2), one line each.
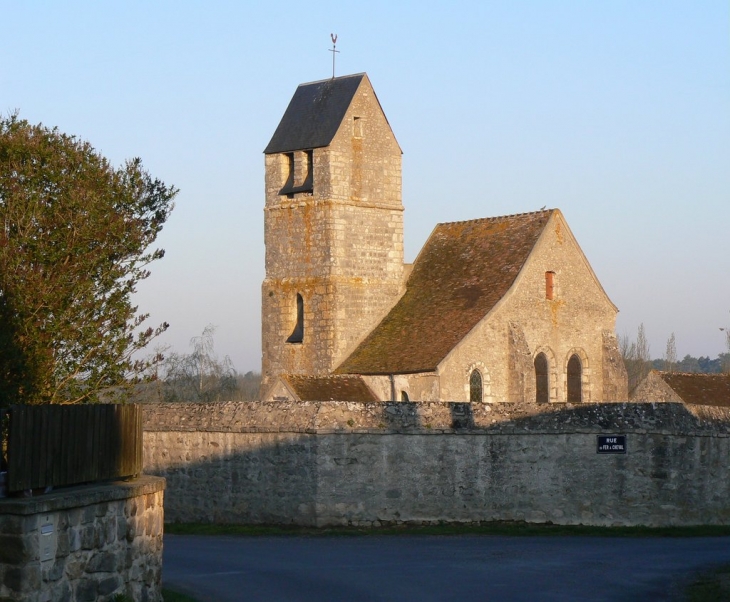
329 34 339 78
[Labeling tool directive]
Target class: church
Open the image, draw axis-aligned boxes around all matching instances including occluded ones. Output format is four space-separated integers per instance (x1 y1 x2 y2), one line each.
261 73 628 404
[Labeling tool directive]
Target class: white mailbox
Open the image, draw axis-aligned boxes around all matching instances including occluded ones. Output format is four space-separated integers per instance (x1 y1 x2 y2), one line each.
39 517 56 563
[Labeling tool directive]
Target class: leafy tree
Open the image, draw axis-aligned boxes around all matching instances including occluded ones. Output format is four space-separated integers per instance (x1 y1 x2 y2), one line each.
159 325 238 403
236 371 263 401
677 354 702 373
620 323 651 392
0 115 176 406
128 327 262 403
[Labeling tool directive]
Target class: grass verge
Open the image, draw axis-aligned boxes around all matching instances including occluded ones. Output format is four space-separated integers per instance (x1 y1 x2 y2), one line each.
685 564 730 601
164 521 730 538
163 587 199 602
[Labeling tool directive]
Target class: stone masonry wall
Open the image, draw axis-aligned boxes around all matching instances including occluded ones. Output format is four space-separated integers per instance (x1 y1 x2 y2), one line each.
0 476 165 602
435 212 625 404
261 75 404 390
142 401 730 528
630 371 684 402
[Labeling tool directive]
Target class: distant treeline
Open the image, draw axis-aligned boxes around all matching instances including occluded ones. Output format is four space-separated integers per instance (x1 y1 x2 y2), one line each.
129 370 262 403
651 354 730 374
127 325 263 403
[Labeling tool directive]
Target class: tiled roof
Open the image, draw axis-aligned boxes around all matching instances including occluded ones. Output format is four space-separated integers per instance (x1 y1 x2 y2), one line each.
658 372 730 407
283 374 379 402
264 74 365 154
337 210 554 375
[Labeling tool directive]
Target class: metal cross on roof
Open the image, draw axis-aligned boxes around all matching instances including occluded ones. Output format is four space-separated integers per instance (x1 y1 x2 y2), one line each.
329 33 339 79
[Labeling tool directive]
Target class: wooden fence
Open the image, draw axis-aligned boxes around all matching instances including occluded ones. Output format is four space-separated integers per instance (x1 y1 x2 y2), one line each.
1 404 142 493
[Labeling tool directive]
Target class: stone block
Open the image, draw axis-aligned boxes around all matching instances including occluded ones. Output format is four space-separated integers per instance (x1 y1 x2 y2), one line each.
97 574 121 596
49 581 72 602
81 506 96 525
3 565 41 593
41 556 65 582
117 515 127 542
102 515 117 545
67 526 80 553
55 529 70 558
125 520 137 543
125 498 138 518
79 524 96 550
85 550 117 573
75 578 97 602
65 558 85 581
0 535 28 564
66 508 82 526
94 502 109 518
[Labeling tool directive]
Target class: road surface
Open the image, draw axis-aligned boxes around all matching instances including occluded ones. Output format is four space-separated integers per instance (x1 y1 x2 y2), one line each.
163 533 730 601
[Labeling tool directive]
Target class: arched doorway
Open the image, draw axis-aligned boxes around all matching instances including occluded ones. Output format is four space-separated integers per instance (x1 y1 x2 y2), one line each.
534 353 549 404
567 354 582 403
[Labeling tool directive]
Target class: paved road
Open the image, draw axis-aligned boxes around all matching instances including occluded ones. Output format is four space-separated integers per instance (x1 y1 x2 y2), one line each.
163 534 730 601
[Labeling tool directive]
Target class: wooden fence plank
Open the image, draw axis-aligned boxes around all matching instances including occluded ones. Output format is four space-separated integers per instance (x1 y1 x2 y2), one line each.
6 404 142 493
86 405 97 483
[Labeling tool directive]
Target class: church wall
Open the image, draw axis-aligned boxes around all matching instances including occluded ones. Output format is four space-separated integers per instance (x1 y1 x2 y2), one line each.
436 212 625 403
323 78 402 209
323 79 405 366
363 373 441 402
602 331 630 400
143 401 730 527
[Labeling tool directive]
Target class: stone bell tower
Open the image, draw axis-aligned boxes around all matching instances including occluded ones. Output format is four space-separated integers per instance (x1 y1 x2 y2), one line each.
261 73 404 392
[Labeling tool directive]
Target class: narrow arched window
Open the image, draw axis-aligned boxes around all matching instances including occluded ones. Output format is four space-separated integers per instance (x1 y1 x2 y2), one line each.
469 370 482 403
535 353 549 404
567 354 582 403
401 391 409 402
286 293 304 343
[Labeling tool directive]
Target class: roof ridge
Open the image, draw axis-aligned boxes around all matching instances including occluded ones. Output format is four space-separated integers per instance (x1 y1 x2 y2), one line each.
286 374 361 381
659 371 729 377
297 73 366 87
435 208 554 228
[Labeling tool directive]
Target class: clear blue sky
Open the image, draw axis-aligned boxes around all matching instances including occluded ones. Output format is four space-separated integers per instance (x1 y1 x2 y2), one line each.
2 1 728 372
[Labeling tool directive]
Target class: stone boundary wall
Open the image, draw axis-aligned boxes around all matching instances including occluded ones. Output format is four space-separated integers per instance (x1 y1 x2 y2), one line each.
142 402 730 528
142 400 730 435
0 476 165 602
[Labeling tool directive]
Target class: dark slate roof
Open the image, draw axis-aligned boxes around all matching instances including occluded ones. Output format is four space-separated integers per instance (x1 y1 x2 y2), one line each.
283 374 379 402
264 74 365 154
337 210 554 375
658 372 730 407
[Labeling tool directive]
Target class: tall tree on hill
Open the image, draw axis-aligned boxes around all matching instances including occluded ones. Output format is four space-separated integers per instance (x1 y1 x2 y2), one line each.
158 325 238 403
664 333 677 373
720 314 730 374
0 114 176 406
621 323 651 392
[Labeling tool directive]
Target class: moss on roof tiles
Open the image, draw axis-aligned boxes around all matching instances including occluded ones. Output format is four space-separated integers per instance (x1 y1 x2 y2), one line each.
284 374 379 402
337 210 553 375
658 372 730 407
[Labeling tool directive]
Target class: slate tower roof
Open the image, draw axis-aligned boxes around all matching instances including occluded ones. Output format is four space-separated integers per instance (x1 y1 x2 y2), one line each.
264 73 367 154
